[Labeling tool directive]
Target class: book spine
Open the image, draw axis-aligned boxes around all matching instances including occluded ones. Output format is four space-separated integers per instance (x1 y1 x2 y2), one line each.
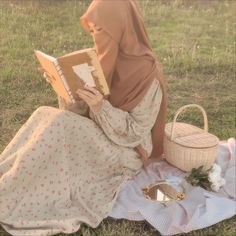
53 60 76 103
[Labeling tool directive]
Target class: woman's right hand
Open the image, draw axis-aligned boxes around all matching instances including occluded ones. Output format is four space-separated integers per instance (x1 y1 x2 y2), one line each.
38 67 54 84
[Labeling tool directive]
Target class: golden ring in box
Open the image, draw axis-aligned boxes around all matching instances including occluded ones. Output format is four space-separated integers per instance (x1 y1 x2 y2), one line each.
142 180 185 204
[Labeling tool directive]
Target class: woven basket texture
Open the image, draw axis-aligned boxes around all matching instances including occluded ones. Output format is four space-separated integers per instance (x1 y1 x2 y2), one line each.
164 104 219 172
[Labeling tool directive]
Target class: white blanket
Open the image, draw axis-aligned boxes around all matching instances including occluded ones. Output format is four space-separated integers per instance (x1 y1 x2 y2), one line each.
109 138 236 235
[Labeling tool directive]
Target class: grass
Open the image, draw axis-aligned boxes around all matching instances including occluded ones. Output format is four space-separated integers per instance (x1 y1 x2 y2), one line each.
0 0 235 235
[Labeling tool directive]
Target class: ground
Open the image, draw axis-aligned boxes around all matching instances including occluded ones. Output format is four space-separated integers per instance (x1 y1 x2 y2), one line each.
0 0 235 235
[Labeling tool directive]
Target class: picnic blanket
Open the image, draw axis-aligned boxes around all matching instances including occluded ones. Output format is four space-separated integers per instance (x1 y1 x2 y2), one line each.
109 138 236 235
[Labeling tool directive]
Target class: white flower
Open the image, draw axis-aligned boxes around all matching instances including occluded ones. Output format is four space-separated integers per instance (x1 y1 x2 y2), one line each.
211 164 222 174
208 171 219 183
211 183 220 192
208 164 225 192
219 178 226 186
211 177 225 192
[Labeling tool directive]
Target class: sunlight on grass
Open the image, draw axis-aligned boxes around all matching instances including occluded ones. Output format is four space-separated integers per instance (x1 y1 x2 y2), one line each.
0 0 235 235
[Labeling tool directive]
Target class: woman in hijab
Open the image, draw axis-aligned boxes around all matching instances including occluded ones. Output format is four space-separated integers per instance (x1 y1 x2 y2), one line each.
0 0 167 235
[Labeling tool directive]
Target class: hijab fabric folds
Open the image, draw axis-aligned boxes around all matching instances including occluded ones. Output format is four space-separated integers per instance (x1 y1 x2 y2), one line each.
80 0 168 164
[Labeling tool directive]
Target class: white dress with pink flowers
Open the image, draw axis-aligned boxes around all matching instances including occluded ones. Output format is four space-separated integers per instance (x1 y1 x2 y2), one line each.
0 79 162 236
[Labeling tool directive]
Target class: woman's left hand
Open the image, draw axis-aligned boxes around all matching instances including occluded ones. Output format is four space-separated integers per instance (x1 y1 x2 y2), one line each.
76 85 104 114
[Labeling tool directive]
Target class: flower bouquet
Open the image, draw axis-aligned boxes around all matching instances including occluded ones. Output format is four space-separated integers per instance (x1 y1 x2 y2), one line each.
184 163 226 192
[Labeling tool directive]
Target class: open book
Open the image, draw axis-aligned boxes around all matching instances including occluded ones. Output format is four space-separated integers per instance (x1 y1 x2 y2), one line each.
35 48 110 103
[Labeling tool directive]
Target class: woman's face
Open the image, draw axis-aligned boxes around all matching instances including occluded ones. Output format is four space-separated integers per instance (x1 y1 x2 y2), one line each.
87 21 103 48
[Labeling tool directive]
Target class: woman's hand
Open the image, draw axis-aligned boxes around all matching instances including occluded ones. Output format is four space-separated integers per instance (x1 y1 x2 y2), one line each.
38 67 54 83
76 85 104 114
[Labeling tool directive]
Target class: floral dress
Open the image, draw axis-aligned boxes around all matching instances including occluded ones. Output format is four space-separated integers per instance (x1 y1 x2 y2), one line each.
0 78 162 236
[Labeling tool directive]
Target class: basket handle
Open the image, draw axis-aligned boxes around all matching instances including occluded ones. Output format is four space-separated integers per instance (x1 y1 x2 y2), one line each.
170 104 208 141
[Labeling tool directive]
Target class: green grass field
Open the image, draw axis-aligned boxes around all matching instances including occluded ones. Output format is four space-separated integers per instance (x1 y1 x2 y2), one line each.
0 0 235 235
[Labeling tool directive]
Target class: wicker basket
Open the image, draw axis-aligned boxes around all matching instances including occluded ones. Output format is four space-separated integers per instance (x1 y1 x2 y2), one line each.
163 104 219 172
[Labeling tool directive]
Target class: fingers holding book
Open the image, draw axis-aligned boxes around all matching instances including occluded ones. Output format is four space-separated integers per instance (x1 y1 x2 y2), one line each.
84 85 101 96
76 85 104 114
38 67 55 84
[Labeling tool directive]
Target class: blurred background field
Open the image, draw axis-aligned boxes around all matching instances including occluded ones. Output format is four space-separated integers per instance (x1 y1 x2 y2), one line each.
0 0 235 235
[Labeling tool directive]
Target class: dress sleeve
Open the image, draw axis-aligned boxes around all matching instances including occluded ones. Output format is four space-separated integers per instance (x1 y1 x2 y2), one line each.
89 79 162 148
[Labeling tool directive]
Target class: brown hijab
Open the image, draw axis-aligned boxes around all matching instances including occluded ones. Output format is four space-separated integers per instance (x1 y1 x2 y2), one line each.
80 0 168 164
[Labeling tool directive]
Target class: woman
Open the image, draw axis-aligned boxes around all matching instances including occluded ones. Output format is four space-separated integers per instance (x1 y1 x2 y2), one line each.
0 0 167 235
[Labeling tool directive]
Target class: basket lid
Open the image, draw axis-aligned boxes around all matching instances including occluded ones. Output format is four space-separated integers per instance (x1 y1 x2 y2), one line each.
165 122 219 148
165 122 203 138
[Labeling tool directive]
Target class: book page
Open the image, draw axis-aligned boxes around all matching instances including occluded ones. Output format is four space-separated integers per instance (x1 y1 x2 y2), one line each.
72 63 96 87
57 48 110 99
